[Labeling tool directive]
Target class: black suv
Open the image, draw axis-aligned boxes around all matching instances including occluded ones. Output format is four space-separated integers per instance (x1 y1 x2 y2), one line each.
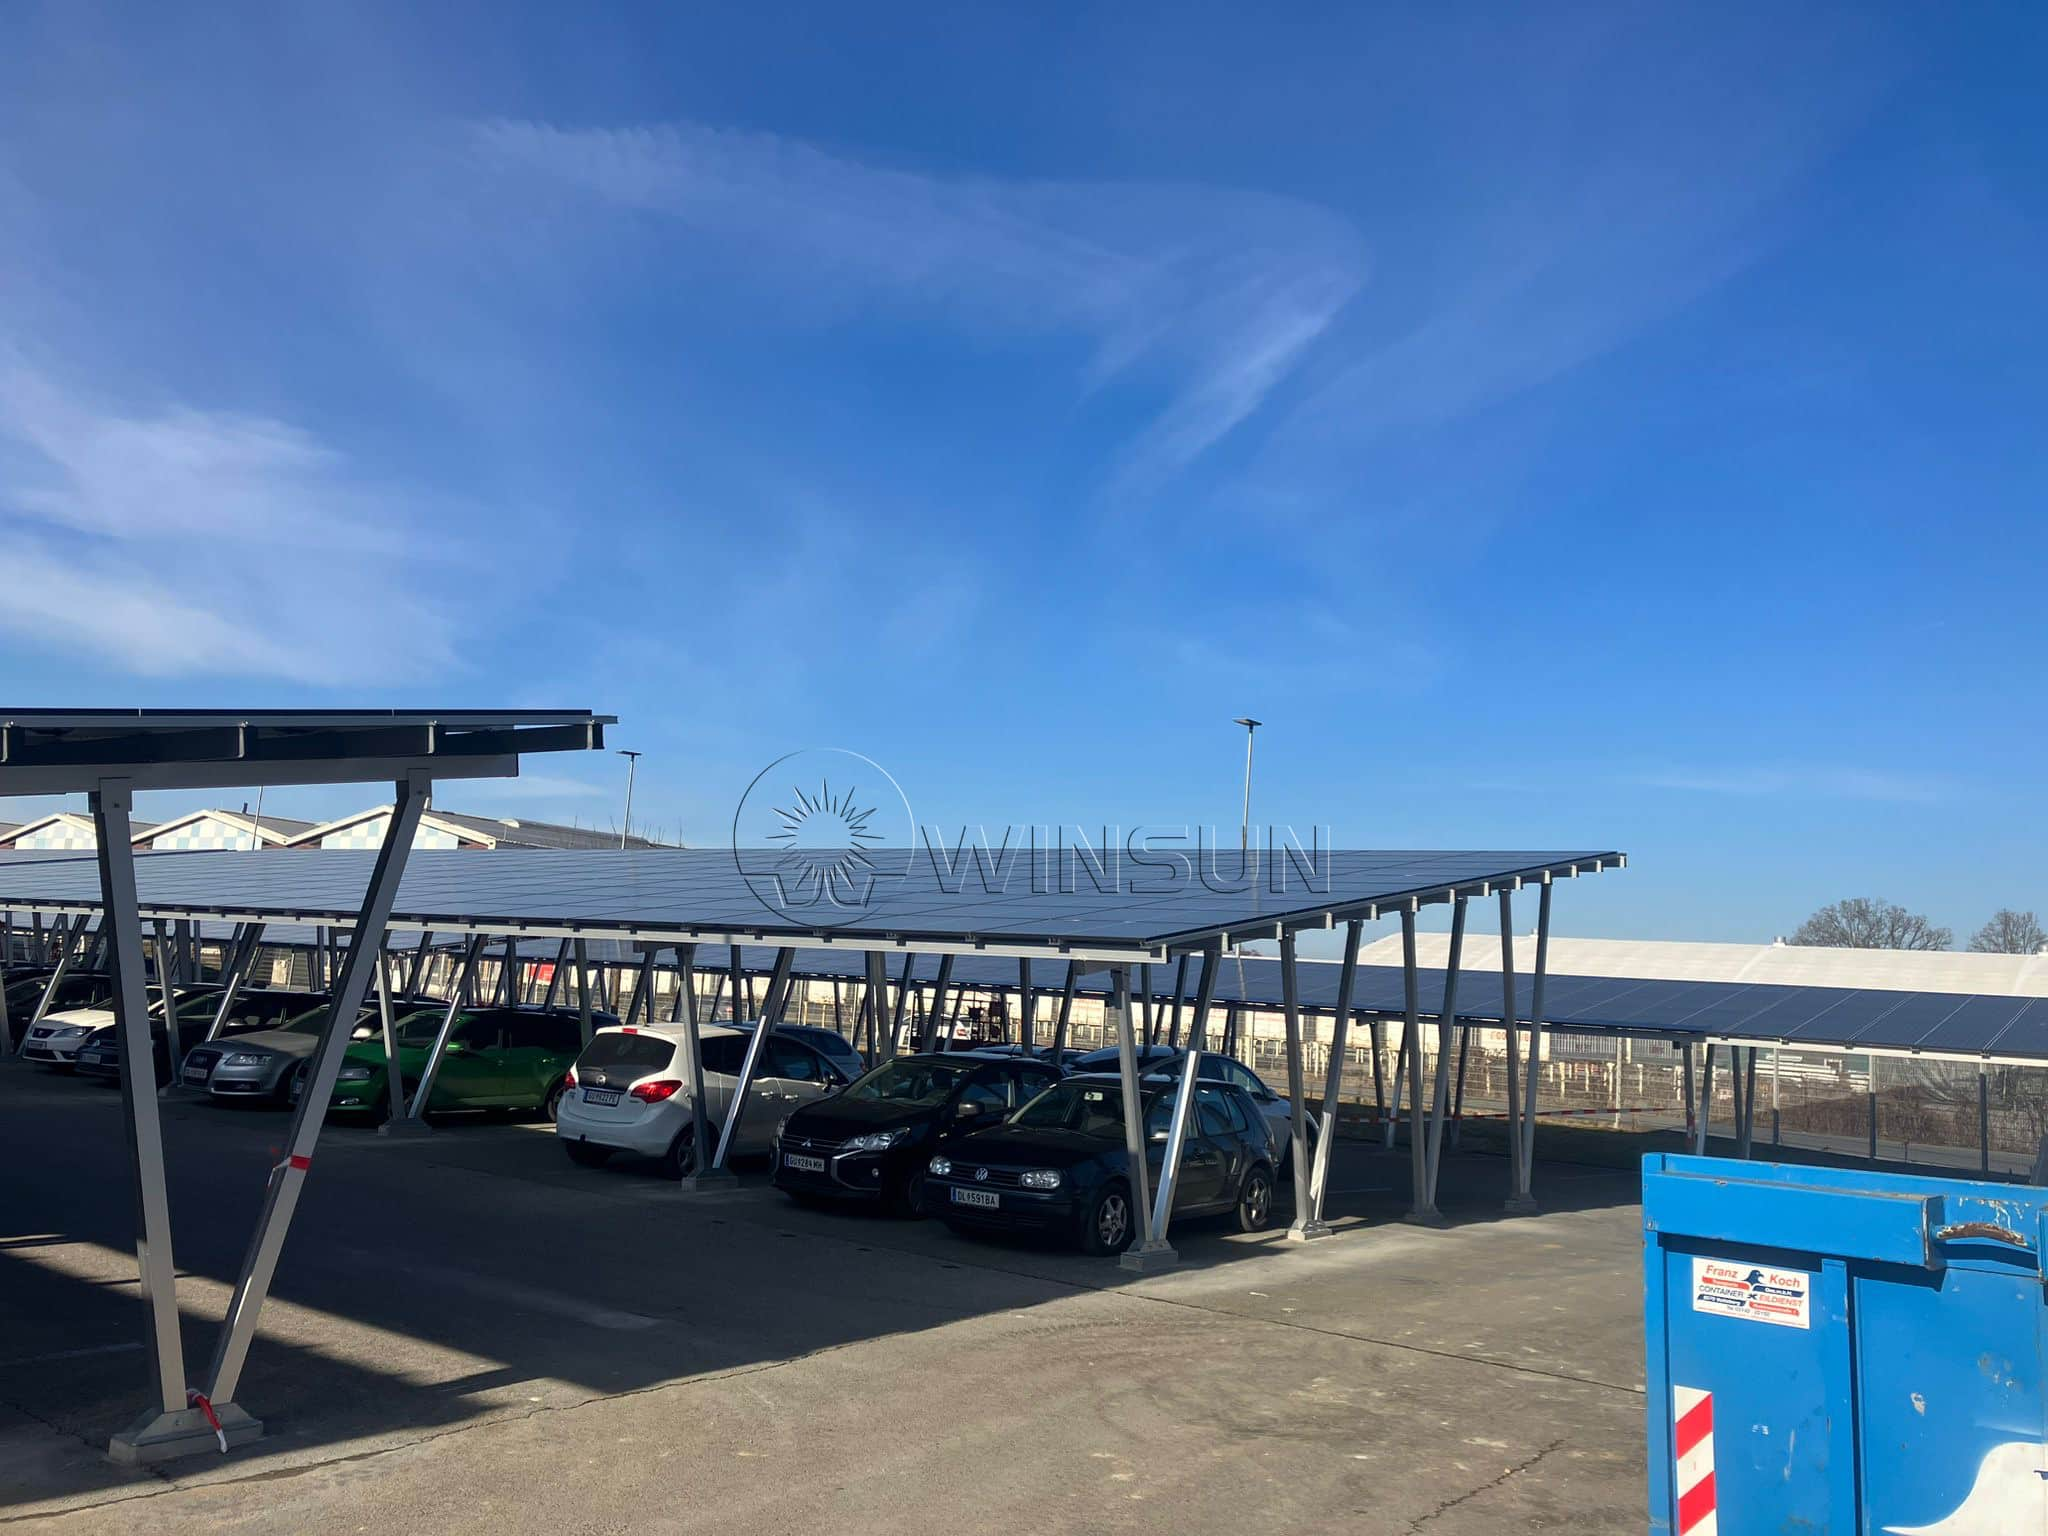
924 1073 1277 1255
772 1052 1063 1213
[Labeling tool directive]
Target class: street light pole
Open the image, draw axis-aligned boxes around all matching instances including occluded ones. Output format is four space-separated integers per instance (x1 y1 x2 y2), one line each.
1232 718 1261 854
617 750 643 850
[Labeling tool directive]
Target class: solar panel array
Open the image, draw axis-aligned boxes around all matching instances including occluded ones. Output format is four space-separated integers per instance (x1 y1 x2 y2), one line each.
0 846 1619 958
515 942 2048 1063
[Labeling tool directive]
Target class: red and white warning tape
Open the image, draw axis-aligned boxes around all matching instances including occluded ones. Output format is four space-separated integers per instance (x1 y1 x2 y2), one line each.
1673 1384 1717 1535
186 1389 227 1453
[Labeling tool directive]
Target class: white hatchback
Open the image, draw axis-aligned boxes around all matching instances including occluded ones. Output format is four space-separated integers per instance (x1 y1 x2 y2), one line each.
555 1022 858 1176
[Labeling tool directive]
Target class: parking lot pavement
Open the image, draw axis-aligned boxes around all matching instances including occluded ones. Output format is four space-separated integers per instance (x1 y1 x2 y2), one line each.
0 1063 1647 1533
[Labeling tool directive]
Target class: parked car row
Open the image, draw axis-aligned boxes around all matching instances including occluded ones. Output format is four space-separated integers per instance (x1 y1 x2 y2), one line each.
556 1022 1300 1255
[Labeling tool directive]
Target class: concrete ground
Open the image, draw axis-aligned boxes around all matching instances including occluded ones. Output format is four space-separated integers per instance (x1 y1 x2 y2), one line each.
0 1062 1649 1534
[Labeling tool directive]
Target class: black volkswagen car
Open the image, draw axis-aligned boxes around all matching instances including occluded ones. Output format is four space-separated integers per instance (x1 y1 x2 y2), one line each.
771 1052 1063 1213
924 1073 1277 1255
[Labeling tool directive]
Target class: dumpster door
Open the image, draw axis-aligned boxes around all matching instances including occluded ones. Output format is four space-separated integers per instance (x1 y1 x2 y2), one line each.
1643 1156 2048 1535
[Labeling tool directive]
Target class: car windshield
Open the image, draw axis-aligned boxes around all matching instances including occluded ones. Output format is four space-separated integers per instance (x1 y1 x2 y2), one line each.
843 1058 970 1107
1008 1080 1136 1138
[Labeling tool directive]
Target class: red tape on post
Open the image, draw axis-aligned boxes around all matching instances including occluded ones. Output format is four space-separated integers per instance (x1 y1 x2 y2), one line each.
186 1389 227 1453
288 1154 311 1171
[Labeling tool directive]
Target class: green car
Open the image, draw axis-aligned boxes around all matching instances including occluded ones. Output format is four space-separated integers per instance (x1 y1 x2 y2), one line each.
327 1003 611 1119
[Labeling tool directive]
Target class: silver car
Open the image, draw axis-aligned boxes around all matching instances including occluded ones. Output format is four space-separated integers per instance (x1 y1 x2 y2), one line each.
184 993 424 1103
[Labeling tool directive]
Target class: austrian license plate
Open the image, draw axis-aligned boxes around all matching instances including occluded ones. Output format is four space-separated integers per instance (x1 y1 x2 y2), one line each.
185 1069 209 1084
783 1153 826 1173
583 1087 621 1106
950 1187 999 1209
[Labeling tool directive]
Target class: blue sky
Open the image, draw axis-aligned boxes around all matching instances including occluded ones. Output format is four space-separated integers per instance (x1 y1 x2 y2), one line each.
0 3 2043 945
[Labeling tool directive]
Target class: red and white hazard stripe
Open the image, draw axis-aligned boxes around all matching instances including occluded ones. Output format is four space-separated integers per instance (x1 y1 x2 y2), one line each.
1673 1385 1717 1536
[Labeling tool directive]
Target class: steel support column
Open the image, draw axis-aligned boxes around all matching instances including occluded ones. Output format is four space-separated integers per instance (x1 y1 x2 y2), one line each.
393 933 485 1134
888 954 913 1057
1509 881 1551 1212
402 931 433 997
1124 1048 1199 1272
1016 958 1035 1056
573 939 594 1045
1450 1025 1473 1150
1979 1064 1992 1174
627 950 655 1027
541 937 570 1011
131 777 429 1463
713 949 793 1170
922 954 955 1053
1302 921 1362 1238
1166 954 1189 1050
1693 1046 1715 1157
1737 1047 1758 1160
1110 965 1157 1257
154 920 187 1075
1279 932 1316 1240
376 939 407 1123
200 923 262 1045
95 781 199 1458
1398 909 1432 1223
1421 898 1467 1217
1051 959 1077 1060
672 943 728 1189
1499 889 1526 1207
15 914 81 1056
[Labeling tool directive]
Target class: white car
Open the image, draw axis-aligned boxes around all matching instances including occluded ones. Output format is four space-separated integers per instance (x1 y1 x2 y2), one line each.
556 1022 859 1175
19 984 219 1070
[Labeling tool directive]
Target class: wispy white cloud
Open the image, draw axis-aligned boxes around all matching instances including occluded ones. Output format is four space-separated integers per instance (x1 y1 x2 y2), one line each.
465 118 1366 490
1630 765 1948 804
0 354 463 683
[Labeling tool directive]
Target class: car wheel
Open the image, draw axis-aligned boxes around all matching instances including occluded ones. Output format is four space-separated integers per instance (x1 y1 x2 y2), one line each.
563 1139 612 1169
1079 1182 1135 1256
541 1078 568 1124
889 1164 928 1218
660 1126 698 1179
1235 1163 1275 1233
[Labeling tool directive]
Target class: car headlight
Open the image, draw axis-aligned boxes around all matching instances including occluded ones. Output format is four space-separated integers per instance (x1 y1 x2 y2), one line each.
845 1129 909 1153
336 1065 373 1082
224 1052 267 1067
776 1116 792 1144
928 1155 952 1177
1020 1169 1063 1191
57 1026 89 1039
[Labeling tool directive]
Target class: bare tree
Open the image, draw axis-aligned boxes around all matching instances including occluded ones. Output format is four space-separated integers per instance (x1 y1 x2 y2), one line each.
1970 909 2047 955
1790 897 1952 951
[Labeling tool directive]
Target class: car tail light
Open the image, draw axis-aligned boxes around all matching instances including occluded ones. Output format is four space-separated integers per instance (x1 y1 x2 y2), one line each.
629 1078 683 1103
565 1067 577 1088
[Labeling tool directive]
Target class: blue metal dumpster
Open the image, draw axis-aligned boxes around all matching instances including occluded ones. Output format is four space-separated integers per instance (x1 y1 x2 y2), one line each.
1642 1153 2047 1535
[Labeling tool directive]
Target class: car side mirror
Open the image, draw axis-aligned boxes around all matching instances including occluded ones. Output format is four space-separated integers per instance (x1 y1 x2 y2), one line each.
955 1100 985 1119
1150 1128 1171 1143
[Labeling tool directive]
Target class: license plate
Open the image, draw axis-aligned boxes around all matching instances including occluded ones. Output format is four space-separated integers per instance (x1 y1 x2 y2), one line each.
950 1187 999 1209
783 1153 826 1173
583 1087 621 1106
185 1070 209 1084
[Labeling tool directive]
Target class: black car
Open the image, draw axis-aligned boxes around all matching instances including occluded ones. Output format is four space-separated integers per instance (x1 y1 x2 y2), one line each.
1069 1043 1182 1073
924 1073 1277 1255
772 1052 1064 1213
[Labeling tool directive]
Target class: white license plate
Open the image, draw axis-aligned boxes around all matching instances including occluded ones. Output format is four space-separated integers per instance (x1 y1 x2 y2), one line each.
185 1069 209 1084
583 1087 621 1106
783 1153 826 1173
950 1187 999 1209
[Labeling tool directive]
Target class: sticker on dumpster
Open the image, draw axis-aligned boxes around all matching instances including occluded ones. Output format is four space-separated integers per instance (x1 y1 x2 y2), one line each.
1690 1257 1811 1329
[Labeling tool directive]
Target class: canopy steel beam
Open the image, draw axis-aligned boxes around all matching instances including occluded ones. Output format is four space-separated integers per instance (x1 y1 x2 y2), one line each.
1280 932 1316 1240
1126 1048 1201 1272
1111 965 1157 1257
673 942 725 1188
1399 909 1432 1224
395 933 485 1132
1421 897 1468 1216
1302 920 1362 1238
712 948 793 1170
1508 881 1552 1212
119 774 428 1463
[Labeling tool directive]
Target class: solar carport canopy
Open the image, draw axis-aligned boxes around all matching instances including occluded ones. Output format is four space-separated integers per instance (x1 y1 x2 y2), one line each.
0 846 1622 963
516 943 2048 1066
